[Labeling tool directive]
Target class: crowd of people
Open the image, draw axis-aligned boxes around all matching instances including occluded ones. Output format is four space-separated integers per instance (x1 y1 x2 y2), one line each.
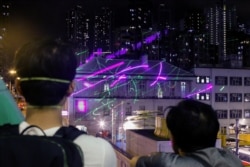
0 37 245 167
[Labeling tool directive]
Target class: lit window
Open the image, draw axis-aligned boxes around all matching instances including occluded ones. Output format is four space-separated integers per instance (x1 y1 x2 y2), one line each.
197 76 210 84
104 83 110 92
196 93 210 101
157 85 163 98
75 99 86 113
181 82 186 98
216 110 228 119
215 93 228 102
229 109 242 119
230 93 242 102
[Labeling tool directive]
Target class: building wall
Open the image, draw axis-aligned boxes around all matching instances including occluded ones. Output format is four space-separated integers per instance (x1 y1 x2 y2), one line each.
69 59 250 135
194 67 250 133
68 97 183 135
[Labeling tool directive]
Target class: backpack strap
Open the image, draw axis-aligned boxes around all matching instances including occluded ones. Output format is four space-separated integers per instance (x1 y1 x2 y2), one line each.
20 125 47 136
54 125 86 166
54 125 87 141
189 154 212 167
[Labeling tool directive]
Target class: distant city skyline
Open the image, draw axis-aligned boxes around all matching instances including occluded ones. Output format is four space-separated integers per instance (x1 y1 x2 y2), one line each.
12 0 250 33
4 0 250 55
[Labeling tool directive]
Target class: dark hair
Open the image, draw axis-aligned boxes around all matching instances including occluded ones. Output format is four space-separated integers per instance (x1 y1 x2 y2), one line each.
14 38 77 106
166 99 219 153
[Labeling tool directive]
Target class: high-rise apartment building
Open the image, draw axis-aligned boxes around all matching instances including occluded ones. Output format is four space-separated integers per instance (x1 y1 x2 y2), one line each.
0 0 11 80
206 5 221 47
127 0 153 59
128 0 153 32
157 3 171 30
66 5 90 65
154 3 172 61
206 0 238 65
0 0 10 39
184 11 205 34
93 7 113 53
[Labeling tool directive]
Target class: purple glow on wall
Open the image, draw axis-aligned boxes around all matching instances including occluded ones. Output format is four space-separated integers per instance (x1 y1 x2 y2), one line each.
80 64 148 90
150 62 166 86
110 80 119 88
157 76 167 80
73 79 106 96
119 64 149 74
83 82 93 88
110 74 127 87
73 64 149 96
77 61 124 81
186 84 213 98
75 99 86 112
119 75 126 79
86 53 94 63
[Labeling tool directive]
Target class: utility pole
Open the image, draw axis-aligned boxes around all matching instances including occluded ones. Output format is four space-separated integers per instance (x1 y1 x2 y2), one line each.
111 104 116 143
235 118 239 157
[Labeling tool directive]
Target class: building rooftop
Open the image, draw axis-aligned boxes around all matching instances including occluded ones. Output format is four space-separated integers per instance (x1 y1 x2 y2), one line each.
76 56 195 78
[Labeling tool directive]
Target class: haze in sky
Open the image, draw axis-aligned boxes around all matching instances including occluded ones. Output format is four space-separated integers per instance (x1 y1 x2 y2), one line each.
6 0 250 52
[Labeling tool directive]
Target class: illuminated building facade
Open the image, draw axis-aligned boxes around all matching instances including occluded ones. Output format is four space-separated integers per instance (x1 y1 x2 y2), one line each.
68 56 194 135
194 67 250 132
66 56 250 136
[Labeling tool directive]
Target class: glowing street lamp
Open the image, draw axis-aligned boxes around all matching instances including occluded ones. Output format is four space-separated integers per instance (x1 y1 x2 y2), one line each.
99 121 105 129
99 120 105 129
8 69 17 94
9 69 16 75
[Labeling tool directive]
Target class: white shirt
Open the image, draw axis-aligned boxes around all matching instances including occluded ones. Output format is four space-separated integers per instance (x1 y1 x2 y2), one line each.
19 121 117 167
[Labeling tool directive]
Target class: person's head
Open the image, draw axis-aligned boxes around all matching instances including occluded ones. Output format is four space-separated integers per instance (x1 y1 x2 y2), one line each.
166 99 219 153
14 38 77 106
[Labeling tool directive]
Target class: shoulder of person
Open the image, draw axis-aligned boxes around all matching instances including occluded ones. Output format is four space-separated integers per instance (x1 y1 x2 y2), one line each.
19 121 60 136
136 152 179 167
75 134 113 147
74 135 117 167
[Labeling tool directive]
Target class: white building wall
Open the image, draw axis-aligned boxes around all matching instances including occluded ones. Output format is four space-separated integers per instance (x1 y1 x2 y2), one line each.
194 68 250 133
71 66 250 135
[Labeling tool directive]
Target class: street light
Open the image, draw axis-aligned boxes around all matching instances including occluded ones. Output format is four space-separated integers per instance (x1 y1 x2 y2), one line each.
99 120 105 129
8 69 17 95
9 69 16 75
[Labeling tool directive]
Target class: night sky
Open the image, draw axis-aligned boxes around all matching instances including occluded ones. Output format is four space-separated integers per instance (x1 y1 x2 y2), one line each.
6 0 250 51
10 0 250 34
